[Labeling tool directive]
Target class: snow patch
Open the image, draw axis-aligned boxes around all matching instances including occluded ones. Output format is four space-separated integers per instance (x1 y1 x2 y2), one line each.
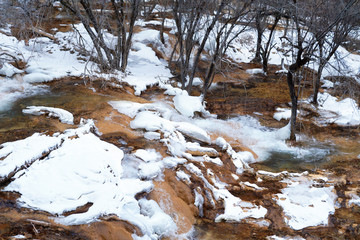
276 176 337 230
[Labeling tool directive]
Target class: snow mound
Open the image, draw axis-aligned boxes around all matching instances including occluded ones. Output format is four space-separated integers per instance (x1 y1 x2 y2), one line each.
23 106 74 124
0 62 23 77
273 108 292 121
173 90 207 118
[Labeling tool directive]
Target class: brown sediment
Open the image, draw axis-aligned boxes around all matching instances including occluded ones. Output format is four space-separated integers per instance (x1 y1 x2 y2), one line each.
149 176 196 235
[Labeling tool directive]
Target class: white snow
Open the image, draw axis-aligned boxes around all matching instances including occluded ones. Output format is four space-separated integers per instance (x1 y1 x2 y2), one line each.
321 80 334 88
185 162 267 223
0 62 23 77
1 119 179 239
274 108 292 121
315 92 360 126
267 236 305 240
10 235 26 239
348 193 360 207
246 68 265 75
173 90 207 118
144 132 161 140
276 175 337 230
22 106 74 124
0 133 62 180
134 149 164 180
175 122 211 143
176 170 191 183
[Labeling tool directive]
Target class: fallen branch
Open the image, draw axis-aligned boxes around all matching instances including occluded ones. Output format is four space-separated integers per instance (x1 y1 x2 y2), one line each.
30 27 57 41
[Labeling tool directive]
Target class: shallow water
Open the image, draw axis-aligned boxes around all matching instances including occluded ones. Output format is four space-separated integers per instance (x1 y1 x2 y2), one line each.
0 87 115 143
255 140 336 172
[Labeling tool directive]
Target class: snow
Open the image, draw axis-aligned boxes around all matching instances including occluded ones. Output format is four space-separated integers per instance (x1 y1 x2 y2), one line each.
22 106 74 124
276 175 337 230
144 132 161 140
185 162 267 223
195 116 299 161
348 193 360 207
173 90 207 118
0 75 48 112
175 122 211 143
243 182 264 190
0 133 62 181
134 149 162 163
274 108 292 121
0 27 87 112
0 62 23 77
176 170 191 183
122 29 172 95
267 236 305 240
321 80 334 88
246 68 265 75
315 92 360 126
134 149 164 180
1 120 179 239
10 235 26 239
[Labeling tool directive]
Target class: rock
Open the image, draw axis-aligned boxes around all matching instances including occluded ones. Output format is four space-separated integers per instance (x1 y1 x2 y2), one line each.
149 180 196 235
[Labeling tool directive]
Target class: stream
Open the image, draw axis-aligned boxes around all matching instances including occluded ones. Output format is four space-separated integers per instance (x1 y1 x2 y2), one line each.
1 82 360 239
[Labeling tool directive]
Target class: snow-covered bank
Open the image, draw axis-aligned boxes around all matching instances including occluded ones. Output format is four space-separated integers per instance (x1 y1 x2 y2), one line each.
2 119 178 239
315 92 360 126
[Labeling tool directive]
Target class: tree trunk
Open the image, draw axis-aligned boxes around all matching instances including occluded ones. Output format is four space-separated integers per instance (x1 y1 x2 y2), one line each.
287 70 298 141
312 64 324 105
254 16 263 63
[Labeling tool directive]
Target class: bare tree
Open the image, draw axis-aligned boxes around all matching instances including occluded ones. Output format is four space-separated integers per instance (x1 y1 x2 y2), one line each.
251 0 290 73
283 0 359 140
202 0 252 96
170 0 233 91
311 0 360 105
60 0 140 72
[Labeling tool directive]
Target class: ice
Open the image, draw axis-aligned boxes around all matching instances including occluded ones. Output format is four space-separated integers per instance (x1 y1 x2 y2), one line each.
194 116 297 161
276 176 337 230
22 106 74 124
0 75 48 112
